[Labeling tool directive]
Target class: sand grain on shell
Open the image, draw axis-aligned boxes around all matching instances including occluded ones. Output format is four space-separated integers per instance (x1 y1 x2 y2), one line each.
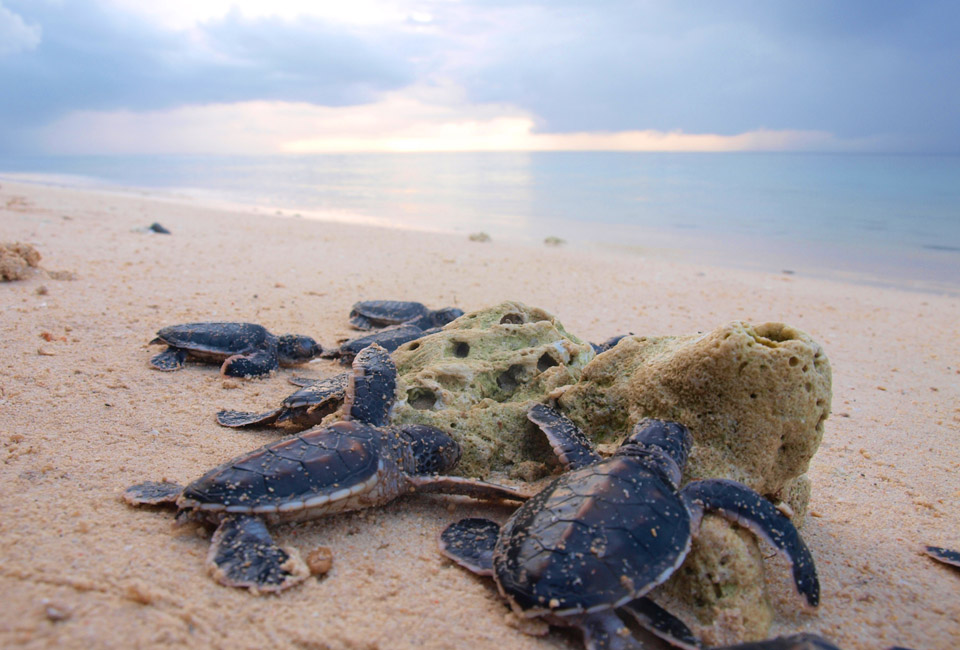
0 180 958 649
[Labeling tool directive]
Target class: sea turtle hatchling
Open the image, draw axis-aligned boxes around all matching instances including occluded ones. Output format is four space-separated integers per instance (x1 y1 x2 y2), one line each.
348 300 463 331
438 404 820 650
149 322 323 377
125 344 530 593
326 323 443 365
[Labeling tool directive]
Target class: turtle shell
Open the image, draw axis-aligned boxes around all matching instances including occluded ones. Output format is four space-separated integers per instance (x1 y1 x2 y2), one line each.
179 420 382 516
349 301 430 330
155 322 274 356
494 456 692 615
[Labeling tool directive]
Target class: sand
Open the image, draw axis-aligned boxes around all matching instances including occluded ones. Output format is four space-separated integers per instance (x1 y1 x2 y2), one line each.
1 179 958 650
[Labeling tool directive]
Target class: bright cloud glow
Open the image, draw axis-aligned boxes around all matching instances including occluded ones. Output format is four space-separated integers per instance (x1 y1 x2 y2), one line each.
36 90 867 155
106 0 416 29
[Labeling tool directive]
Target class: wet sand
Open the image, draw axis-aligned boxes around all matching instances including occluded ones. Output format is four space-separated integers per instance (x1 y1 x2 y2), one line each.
1 179 958 649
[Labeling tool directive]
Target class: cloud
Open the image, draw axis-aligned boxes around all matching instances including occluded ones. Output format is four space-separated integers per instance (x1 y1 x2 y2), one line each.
0 0 417 150
450 1 960 150
0 1 40 56
34 86 872 155
2 0 959 153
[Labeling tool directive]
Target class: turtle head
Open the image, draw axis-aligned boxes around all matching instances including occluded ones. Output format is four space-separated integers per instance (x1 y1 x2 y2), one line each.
399 425 462 475
277 334 323 365
616 419 692 487
429 307 464 328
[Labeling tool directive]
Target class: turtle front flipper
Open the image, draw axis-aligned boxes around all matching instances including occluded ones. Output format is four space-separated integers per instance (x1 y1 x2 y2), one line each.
925 545 960 569
207 515 310 593
216 408 282 428
527 404 601 470
438 517 500 575
150 346 187 371
682 478 820 608
123 481 183 506
573 611 646 650
342 344 395 426
407 475 531 503
617 598 699 650
221 349 279 378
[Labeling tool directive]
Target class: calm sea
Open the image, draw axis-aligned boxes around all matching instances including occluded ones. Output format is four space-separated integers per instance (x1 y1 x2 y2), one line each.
2 152 958 293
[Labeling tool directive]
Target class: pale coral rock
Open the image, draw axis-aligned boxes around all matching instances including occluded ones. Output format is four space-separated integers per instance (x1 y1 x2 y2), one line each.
0 241 41 281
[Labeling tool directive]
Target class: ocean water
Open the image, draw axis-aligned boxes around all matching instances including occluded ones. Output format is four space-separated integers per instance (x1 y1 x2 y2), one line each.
2 152 958 293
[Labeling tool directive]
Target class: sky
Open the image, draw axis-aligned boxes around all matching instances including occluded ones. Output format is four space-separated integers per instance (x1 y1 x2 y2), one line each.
1 0 958 154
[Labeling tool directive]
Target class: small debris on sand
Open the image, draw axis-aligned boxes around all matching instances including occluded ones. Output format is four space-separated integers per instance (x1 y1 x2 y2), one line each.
306 546 334 576
468 232 491 243
543 236 565 246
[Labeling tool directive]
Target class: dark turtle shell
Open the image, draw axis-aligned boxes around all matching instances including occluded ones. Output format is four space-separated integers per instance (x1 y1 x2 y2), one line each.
349 301 430 330
178 420 382 516
495 456 691 615
154 322 274 356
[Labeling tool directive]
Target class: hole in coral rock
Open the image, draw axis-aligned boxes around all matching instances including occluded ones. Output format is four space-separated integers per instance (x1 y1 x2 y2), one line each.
789 356 800 367
500 313 524 325
408 388 437 410
537 353 558 372
408 342 420 351
804 382 813 392
755 323 797 343
453 341 469 358
750 393 758 399
497 364 524 392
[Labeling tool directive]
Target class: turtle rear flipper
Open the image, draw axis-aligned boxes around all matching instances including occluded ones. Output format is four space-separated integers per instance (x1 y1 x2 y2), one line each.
617 598 699 650
682 478 820 608
408 475 531 503
150 347 187 371
123 481 183 506
438 518 500 576
575 611 646 650
207 515 309 593
527 404 601 470
221 349 279 378
216 409 282 428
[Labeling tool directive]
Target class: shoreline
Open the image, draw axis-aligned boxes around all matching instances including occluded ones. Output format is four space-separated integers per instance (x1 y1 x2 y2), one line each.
1 180 958 649
3 170 958 298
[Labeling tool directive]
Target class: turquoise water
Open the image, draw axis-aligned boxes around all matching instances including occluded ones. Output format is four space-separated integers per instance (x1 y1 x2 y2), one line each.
2 152 958 292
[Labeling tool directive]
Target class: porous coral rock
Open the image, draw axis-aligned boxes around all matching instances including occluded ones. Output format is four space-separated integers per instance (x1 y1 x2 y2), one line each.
389 301 595 478
558 320 831 639
558 321 831 503
0 242 41 281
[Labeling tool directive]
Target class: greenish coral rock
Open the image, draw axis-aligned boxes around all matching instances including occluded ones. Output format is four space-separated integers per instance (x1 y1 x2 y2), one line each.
389 301 595 478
